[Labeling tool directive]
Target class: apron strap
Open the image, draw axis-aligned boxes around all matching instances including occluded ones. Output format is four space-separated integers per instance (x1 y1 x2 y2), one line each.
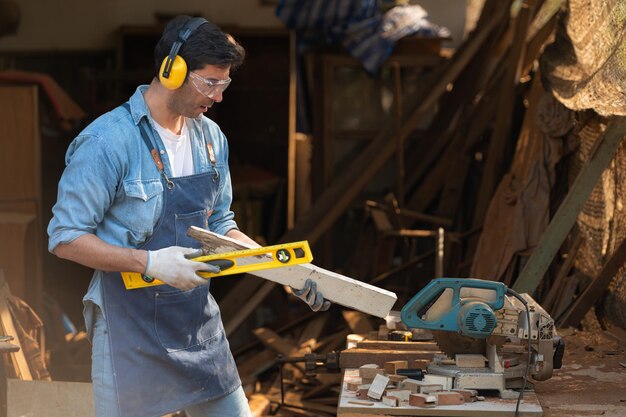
121 102 175 189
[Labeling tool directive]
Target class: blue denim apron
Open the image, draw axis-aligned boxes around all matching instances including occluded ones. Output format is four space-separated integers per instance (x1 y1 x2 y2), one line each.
100 105 241 417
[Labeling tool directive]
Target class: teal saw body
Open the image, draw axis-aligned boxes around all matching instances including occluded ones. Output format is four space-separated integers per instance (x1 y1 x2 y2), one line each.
400 278 507 338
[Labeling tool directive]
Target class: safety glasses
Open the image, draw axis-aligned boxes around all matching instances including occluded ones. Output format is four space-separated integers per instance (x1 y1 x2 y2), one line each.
188 72 232 99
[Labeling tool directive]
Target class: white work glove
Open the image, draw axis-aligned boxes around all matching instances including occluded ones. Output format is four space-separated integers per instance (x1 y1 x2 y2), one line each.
291 279 331 312
145 246 219 291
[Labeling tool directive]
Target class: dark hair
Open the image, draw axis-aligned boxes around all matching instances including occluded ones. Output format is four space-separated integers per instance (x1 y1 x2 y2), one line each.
153 15 245 78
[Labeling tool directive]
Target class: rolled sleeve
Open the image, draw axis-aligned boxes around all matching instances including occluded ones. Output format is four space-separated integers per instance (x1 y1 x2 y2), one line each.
48 134 120 252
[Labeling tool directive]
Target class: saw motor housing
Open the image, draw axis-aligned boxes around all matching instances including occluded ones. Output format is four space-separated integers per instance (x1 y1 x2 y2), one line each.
401 278 560 388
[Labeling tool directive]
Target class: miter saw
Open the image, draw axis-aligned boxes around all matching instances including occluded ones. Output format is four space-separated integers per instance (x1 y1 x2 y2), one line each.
401 278 564 399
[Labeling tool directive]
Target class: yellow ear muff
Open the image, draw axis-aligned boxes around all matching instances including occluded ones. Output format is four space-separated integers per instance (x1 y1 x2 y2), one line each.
159 55 187 90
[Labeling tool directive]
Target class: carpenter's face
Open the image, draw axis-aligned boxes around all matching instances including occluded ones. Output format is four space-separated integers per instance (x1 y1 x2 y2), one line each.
170 64 231 118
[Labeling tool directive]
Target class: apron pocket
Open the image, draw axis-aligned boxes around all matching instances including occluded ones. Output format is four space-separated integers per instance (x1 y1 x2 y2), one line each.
175 210 208 247
154 286 222 352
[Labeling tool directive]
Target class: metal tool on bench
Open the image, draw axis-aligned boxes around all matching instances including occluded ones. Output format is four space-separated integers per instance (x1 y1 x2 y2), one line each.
121 241 313 289
275 351 341 376
401 278 564 399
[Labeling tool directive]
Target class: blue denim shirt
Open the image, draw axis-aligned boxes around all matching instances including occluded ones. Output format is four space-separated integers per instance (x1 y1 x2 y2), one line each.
47 85 238 329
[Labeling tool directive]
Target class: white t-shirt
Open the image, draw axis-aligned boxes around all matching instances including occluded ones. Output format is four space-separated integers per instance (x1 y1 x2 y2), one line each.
153 120 194 177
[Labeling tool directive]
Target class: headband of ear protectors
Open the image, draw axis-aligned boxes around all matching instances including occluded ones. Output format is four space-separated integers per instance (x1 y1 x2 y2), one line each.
159 17 208 90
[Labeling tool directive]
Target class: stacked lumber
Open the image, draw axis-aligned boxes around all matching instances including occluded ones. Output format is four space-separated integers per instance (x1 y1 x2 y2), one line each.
237 309 442 417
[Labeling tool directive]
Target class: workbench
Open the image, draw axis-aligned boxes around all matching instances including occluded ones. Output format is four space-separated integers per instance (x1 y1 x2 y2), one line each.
337 369 543 416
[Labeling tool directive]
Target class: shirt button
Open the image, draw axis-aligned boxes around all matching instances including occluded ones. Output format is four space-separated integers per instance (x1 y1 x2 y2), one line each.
160 150 165 154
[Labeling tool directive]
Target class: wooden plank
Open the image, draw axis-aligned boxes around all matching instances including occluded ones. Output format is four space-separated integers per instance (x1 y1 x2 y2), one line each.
513 117 626 294
542 232 583 312
0 213 37 308
559 235 626 327
7 379 94 417
553 272 586 321
0 86 40 202
254 328 300 358
223 277 276 336
0 273 31 380
188 227 397 318
339 349 436 369
253 327 304 377
473 3 532 228
281 391 338 416
342 311 374 334
287 30 297 229
356 340 439 352
278 0 513 246
297 314 329 349
236 349 276 378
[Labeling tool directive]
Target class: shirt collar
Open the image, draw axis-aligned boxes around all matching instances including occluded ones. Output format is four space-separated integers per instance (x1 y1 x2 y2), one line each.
127 85 151 126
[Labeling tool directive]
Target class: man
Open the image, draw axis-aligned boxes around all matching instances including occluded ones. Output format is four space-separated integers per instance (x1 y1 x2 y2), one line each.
48 15 329 417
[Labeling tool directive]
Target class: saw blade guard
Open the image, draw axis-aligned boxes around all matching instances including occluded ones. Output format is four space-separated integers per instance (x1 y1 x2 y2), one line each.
400 278 507 336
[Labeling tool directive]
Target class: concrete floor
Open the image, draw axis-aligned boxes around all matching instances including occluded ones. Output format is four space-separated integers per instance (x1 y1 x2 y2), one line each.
535 327 626 417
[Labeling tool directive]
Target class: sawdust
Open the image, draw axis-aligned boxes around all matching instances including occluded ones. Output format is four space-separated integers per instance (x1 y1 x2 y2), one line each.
567 364 625 383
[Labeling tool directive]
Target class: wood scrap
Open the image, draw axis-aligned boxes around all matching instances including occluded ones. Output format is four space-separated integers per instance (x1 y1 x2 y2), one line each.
366 374 390 400
409 393 437 407
434 391 465 405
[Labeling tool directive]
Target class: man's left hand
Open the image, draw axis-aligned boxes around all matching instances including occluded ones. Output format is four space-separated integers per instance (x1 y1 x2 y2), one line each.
290 279 331 312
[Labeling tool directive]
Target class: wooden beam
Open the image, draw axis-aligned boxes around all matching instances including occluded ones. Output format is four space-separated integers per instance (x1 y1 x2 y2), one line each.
188 227 397 318
339 349 436 369
355 340 439 352
542 232 583 312
559 236 626 327
278 0 513 246
0 273 31 380
287 30 297 229
218 275 266 336
513 117 626 294
473 3 532 228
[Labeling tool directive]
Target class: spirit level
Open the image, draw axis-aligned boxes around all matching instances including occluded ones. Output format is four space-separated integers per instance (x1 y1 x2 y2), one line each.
121 241 312 290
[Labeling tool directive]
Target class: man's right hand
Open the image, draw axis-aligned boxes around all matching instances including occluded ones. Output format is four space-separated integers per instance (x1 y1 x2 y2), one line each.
145 246 219 290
